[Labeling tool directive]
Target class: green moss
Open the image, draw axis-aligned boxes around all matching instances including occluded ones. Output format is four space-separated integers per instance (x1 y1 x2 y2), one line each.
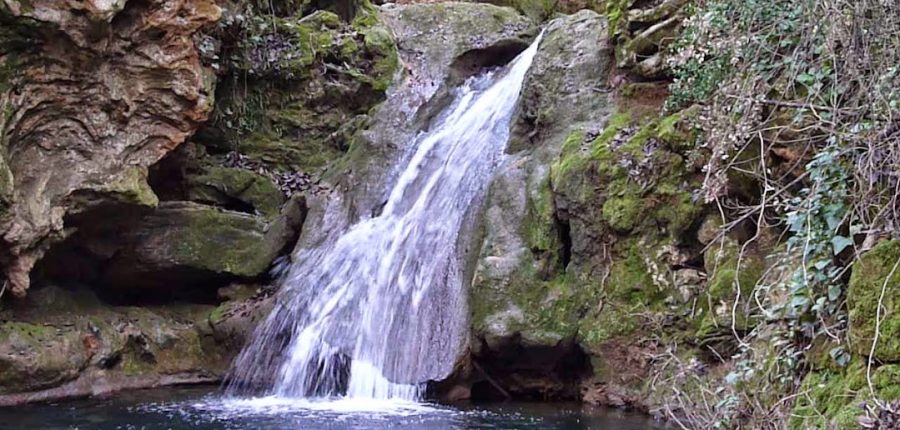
187 166 285 218
544 110 707 351
580 111 701 237
523 175 559 252
601 188 642 232
789 362 900 430
471 256 599 346
848 239 900 362
209 302 233 325
551 129 589 186
607 241 657 302
579 239 664 348
605 0 632 40
589 112 632 159
656 108 698 151
158 204 278 277
696 238 765 334
100 166 159 207
209 0 398 173
0 322 54 344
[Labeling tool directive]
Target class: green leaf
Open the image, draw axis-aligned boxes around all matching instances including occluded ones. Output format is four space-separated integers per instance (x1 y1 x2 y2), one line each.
831 235 853 255
829 347 851 367
797 73 815 84
828 283 842 301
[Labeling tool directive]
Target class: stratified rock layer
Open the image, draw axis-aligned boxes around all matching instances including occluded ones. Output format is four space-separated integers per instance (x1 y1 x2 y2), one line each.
0 0 221 296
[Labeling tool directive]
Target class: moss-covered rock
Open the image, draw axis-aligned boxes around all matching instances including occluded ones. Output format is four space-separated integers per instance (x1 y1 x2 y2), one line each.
0 286 229 401
789 362 900 430
101 200 303 292
466 10 712 406
201 2 399 173
848 239 900 362
0 322 86 395
554 110 702 247
695 237 766 337
185 166 285 219
471 10 612 348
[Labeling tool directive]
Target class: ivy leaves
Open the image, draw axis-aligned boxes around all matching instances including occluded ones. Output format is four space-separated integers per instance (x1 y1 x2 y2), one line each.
778 143 855 346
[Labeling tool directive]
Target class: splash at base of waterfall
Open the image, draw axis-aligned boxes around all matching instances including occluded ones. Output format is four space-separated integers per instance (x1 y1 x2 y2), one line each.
225 33 544 402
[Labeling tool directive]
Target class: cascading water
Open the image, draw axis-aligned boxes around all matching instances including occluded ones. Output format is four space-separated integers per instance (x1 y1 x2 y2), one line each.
226 33 543 402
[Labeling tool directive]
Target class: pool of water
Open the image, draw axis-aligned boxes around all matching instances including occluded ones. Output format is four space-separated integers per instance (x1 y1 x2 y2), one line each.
0 387 667 430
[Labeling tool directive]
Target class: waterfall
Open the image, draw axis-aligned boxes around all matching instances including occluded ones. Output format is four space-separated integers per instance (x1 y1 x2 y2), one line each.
226 33 543 402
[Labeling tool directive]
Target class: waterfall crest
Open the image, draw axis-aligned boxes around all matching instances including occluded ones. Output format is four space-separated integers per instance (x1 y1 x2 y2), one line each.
226 33 543 401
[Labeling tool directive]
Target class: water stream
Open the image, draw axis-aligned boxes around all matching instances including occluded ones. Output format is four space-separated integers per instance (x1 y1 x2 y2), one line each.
226 34 544 400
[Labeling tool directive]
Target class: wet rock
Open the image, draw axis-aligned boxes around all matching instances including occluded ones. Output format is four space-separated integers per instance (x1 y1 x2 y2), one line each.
290 2 537 252
471 9 612 349
209 284 276 350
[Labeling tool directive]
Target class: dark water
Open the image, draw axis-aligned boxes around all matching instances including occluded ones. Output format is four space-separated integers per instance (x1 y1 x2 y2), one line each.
0 387 666 430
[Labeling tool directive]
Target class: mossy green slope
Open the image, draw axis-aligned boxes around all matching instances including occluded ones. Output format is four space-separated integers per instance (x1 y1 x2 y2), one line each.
206 2 399 173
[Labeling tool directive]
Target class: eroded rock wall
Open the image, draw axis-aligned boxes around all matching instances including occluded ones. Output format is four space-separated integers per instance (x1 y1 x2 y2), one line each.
0 0 221 296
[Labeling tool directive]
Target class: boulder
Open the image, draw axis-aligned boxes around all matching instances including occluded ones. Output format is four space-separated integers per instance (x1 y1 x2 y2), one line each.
185 166 286 220
101 200 304 293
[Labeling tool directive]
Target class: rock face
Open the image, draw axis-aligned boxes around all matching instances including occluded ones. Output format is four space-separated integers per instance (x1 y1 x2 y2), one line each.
291 2 535 251
0 0 221 296
467 9 614 398
461 6 743 408
0 285 227 405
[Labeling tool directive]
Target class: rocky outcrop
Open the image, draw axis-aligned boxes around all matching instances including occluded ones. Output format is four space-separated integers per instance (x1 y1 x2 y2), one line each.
465 9 613 399
0 0 221 296
0 285 227 405
460 6 753 409
99 199 304 294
